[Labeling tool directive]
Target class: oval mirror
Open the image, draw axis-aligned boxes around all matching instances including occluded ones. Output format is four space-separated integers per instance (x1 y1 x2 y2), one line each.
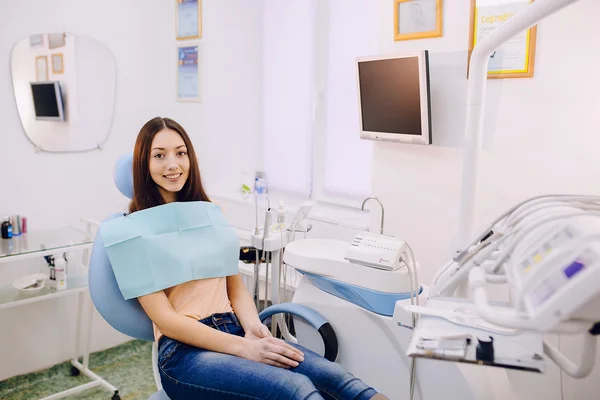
10 33 116 152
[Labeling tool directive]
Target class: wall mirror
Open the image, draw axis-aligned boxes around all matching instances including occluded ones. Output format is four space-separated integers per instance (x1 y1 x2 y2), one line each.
11 33 116 153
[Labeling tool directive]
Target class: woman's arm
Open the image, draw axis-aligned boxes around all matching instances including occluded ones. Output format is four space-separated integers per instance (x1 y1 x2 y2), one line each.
138 291 246 356
226 273 262 332
138 290 304 368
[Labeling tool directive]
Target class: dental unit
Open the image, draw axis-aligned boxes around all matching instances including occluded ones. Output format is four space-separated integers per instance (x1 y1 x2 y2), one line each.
249 1 598 399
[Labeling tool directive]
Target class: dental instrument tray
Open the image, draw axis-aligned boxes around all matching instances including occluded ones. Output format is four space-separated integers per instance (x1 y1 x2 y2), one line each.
406 297 546 373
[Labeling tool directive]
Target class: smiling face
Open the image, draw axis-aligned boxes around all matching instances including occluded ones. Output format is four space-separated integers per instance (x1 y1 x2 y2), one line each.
148 128 190 203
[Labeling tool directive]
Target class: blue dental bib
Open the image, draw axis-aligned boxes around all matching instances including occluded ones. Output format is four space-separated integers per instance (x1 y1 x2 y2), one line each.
99 201 240 300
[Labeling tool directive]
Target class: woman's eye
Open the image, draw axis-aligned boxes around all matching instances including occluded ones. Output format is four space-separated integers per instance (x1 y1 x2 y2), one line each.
178 151 187 156
154 153 164 159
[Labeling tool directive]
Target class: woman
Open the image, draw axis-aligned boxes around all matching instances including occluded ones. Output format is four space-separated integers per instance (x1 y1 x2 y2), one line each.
131 117 388 400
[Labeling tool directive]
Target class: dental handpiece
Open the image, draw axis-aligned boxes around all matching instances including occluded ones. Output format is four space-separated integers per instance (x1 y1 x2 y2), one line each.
261 209 271 261
254 192 260 235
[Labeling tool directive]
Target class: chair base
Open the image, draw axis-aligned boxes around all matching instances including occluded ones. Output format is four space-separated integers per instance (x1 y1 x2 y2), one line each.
148 389 170 400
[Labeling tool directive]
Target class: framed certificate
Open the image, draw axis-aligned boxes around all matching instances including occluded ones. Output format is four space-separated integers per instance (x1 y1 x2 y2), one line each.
176 0 202 40
29 34 44 47
468 0 537 79
52 53 64 74
394 0 443 41
48 33 66 49
176 45 201 102
36 56 48 81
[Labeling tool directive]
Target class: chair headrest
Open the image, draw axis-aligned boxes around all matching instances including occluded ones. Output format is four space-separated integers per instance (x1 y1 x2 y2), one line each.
113 154 133 199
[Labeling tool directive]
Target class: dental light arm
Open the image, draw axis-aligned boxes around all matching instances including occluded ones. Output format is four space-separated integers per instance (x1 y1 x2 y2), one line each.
456 0 583 247
426 0 600 381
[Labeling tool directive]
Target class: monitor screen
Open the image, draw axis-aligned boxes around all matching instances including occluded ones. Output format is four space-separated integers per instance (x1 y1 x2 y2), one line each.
356 51 431 145
31 82 64 121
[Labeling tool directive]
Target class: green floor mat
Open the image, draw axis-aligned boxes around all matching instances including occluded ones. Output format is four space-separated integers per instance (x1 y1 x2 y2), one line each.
0 340 157 400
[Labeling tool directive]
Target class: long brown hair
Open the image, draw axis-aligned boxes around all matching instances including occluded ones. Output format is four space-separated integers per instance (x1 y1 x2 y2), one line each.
128 117 210 213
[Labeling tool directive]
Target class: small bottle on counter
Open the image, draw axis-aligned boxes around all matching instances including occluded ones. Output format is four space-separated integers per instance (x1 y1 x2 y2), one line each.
55 257 68 290
11 215 20 236
1 216 13 239
277 200 285 230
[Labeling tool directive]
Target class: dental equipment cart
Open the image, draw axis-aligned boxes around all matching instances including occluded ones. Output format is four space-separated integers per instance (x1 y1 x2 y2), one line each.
0 220 120 400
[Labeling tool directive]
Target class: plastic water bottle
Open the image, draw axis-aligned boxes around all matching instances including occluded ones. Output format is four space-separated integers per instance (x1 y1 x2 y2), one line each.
255 177 262 194
255 172 268 195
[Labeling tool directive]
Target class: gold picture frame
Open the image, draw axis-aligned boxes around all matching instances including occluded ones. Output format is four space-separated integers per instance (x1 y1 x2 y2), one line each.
176 0 202 40
52 53 64 74
36 55 48 81
468 0 537 79
394 0 443 41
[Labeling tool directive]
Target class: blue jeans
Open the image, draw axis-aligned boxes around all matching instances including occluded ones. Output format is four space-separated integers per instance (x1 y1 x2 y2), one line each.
157 312 378 400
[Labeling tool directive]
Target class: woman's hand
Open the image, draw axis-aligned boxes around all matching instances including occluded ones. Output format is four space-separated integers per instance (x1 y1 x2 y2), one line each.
239 335 305 369
245 323 272 341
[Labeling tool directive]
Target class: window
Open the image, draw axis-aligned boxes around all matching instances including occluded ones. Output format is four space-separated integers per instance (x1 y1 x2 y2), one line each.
262 0 378 204
317 0 378 202
262 0 317 196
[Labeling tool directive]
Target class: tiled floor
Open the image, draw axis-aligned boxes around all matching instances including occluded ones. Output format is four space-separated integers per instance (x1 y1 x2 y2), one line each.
0 340 156 400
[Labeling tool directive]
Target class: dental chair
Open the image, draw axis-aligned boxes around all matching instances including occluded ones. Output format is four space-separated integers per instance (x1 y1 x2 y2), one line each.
88 154 335 400
88 154 170 400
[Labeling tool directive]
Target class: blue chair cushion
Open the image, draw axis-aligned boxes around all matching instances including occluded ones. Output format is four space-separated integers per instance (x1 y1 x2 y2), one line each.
113 153 133 199
88 213 154 342
89 154 170 399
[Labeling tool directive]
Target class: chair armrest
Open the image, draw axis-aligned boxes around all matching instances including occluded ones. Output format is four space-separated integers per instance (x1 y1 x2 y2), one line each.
259 303 338 362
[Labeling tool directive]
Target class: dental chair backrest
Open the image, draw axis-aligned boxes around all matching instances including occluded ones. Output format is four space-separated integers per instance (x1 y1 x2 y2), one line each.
88 153 155 342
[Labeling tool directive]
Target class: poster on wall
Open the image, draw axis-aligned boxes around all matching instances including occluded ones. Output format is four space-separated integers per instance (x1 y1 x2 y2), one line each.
177 45 201 102
469 0 537 79
176 0 202 40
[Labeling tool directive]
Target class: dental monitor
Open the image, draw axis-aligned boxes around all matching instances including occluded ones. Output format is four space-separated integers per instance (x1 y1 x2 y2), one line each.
356 51 432 145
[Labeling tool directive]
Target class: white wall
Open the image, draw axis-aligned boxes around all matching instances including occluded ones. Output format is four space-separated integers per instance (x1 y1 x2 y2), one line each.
0 0 263 381
370 0 600 399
